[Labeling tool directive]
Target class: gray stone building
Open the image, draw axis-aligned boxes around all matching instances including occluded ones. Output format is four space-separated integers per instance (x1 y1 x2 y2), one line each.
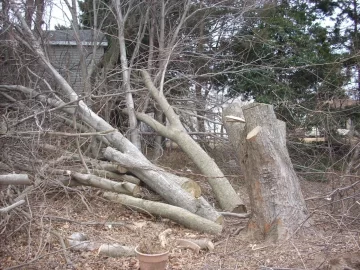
44 30 108 92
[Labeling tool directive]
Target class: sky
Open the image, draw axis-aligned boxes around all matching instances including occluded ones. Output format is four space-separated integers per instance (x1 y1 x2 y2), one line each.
45 0 72 30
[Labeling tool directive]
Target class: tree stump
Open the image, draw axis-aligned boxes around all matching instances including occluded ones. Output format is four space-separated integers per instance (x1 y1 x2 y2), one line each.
223 103 311 241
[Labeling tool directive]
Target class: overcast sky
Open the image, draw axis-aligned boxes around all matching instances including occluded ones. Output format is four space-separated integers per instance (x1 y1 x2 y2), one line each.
46 0 72 30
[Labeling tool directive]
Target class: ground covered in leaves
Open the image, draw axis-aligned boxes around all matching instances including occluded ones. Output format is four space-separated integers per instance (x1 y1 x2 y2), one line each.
1 150 360 270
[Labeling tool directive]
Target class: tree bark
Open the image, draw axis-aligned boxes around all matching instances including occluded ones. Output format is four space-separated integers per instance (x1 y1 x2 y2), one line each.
223 103 310 241
103 192 223 235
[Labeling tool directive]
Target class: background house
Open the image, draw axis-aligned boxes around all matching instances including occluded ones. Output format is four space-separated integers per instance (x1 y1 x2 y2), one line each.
44 30 108 93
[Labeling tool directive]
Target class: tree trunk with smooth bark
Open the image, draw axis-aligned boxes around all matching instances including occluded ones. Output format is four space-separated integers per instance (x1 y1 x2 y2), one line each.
104 192 223 235
139 70 246 213
223 103 311 241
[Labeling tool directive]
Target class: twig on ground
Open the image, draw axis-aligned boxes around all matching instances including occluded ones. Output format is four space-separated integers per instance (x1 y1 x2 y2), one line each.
232 226 245 235
291 241 307 270
51 230 73 266
9 130 115 136
0 200 25 213
220 212 249 218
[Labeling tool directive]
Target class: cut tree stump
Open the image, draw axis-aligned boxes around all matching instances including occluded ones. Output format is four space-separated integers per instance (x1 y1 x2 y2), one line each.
223 103 311 241
103 192 223 234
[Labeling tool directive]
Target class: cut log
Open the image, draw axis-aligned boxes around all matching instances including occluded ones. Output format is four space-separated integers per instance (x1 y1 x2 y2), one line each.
176 238 214 253
0 174 31 185
103 192 223 234
223 103 311 241
72 172 140 196
162 172 201 198
104 147 222 224
98 244 135 257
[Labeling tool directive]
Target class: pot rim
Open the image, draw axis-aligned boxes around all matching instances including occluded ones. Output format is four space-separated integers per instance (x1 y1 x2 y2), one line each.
135 246 169 257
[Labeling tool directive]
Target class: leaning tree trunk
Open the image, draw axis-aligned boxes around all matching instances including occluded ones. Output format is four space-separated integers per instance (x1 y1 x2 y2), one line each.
139 70 246 213
223 103 311 241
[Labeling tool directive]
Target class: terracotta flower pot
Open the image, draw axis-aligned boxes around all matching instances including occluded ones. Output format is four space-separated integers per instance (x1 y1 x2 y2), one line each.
135 246 169 270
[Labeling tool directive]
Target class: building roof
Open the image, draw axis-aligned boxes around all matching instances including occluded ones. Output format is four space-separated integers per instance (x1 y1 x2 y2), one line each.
45 30 108 46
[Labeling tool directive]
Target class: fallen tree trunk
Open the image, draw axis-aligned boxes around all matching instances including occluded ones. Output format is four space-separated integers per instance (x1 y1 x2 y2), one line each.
72 172 140 196
103 192 223 235
223 103 310 241
104 147 221 223
0 174 31 185
161 172 201 198
46 152 199 195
